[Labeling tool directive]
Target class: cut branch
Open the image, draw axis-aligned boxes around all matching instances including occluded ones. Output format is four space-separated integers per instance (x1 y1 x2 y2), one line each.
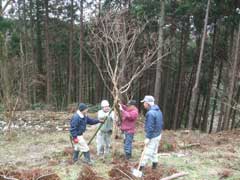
160 172 188 180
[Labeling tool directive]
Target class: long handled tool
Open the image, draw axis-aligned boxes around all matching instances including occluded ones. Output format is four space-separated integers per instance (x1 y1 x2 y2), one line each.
131 144 147 177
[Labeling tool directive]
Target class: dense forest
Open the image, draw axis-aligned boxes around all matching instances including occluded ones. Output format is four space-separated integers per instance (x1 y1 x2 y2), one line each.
0 0 240 132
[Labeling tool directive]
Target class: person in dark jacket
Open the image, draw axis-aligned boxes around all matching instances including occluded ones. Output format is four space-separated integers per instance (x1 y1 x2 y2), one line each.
139 95 163 170
70 103 103 164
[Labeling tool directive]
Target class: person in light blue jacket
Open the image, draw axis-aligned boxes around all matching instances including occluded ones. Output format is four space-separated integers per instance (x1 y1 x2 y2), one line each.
140 95 163 170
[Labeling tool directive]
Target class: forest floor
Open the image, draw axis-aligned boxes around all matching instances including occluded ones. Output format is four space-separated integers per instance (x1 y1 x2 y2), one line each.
0 111 240 180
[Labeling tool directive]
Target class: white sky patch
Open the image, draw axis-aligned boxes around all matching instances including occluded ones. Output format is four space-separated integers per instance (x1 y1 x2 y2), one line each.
2 0 98 23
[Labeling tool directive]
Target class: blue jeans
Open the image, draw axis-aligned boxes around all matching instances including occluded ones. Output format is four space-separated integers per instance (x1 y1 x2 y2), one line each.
124 132 134 155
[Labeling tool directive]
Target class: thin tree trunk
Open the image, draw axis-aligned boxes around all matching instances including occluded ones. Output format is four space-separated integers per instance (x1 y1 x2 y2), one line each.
201 20 217 132
231 86 240 129
36 0 44 101
198 95 206 130
193 93 201 128
44 0 52 104
181 63 195 128
68 0 74 104
17 0 26 105
29 0 36 104
173 21 189 130
223 23 240 130
162 64 169 120
173 27 184 130
112 87 121 158
154 0 165 104
23 0 29 104
209 56 223 133
188 0 210 129
0 0 2 18
79 0 84 102
95 0 102 103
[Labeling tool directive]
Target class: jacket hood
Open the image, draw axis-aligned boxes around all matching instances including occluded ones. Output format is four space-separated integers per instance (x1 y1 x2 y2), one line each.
150 105 160 111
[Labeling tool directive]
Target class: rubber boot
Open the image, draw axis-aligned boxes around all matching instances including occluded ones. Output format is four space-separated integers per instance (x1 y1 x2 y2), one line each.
73 151 79 162
152 162 158 169
83 151 93 165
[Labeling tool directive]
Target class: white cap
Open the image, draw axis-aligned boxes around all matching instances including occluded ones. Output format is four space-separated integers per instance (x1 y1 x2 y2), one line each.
141 95 155 103
101 100 110 107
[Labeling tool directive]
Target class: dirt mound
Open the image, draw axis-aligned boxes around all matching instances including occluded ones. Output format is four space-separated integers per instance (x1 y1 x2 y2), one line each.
109 163 178 180
78 165 104 180
63 147 74 156
0 168 60 180
108 163 136 180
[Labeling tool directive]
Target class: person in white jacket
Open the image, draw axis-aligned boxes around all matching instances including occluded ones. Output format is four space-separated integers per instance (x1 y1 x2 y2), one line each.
96 100 114 156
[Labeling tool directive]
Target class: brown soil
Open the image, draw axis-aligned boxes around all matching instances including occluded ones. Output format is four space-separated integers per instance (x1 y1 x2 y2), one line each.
108 162 177 180
0 168 60 180
78 165 104 180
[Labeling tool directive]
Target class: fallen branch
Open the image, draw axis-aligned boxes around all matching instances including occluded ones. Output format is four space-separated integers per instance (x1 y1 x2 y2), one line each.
180 143 200 149
157 153 172 157
160 172 188 180
0 175 19 180
36 173 56 180
115 168 134 180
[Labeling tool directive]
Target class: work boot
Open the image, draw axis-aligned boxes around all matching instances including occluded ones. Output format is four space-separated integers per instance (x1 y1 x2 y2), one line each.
152 162 158 169
139 166 144 171
126 153 132 160
73 151 79 162
83 151 94 165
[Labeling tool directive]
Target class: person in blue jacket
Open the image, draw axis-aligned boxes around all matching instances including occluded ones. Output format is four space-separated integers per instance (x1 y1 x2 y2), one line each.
140 95 163 170
70 103 103 164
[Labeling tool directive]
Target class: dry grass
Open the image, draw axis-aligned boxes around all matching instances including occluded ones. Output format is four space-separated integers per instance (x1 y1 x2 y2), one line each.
0 122 240 179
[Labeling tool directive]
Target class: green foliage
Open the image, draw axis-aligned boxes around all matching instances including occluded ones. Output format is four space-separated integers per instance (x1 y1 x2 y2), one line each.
31 103 46 110
131 0 160 19
86 103 101 113
0 104 4 114
0 18 12 32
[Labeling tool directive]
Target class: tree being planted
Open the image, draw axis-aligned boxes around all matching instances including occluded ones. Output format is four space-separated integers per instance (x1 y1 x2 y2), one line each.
87 10 169 157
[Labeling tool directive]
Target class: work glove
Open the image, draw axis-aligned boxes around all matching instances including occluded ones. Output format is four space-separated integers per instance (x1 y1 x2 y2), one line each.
99 119 105 123
144 138 150 145
119 103 123 111
73 137 79 144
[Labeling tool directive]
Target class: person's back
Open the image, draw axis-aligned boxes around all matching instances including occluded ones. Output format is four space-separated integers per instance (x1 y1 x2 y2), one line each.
140 95 163 170
145 105 163 139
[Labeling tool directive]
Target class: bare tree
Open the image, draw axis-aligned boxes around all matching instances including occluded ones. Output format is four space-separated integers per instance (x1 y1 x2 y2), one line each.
87 10 169 156
0 34 20 137
0 0 12 16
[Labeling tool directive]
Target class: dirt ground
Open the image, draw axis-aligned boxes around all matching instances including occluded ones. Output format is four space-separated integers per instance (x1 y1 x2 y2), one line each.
0 113 240 180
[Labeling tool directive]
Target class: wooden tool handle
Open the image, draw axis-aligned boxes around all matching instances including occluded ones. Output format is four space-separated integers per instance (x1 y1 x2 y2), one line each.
137 144 147 170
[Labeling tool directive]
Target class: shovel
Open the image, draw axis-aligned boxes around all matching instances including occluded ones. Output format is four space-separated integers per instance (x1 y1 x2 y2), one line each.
131 144 147 177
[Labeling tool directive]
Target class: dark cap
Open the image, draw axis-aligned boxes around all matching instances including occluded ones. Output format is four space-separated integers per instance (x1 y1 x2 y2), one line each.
79 103 88 112
127 100 137 106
